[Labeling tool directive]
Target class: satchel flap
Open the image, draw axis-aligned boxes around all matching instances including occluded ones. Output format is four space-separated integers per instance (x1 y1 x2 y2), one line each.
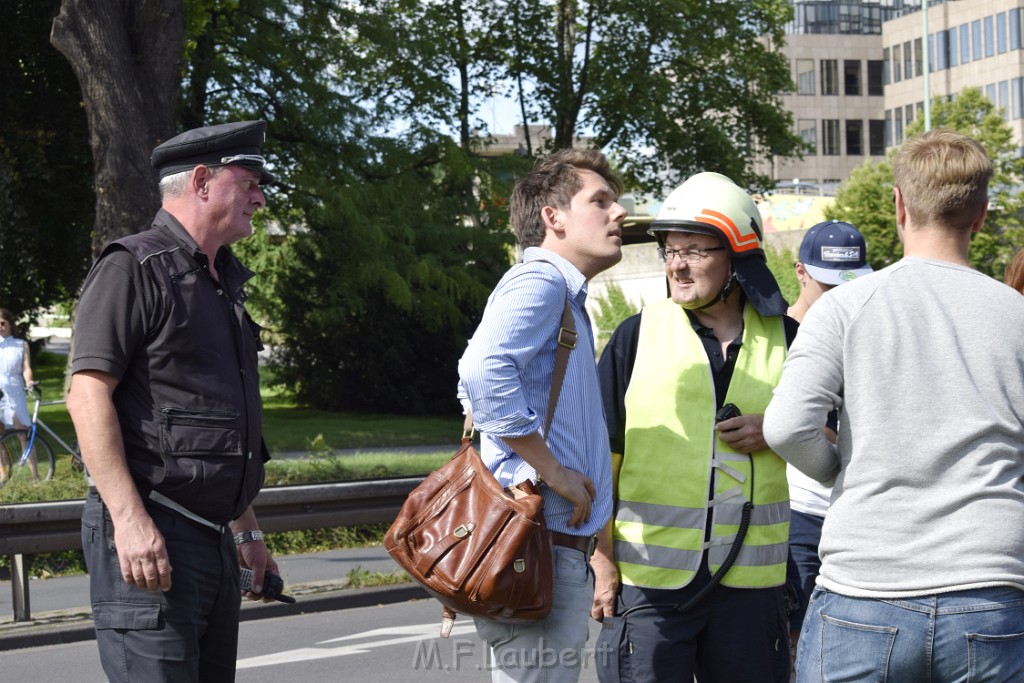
414 521 476 575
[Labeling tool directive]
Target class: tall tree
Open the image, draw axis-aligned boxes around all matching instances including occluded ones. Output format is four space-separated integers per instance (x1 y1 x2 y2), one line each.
826 87 1024 278
51 0 183 254
182 0 520 412
0 1 93 321
345 0 802 193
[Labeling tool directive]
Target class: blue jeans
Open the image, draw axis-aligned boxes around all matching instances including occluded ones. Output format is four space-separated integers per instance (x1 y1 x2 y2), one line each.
797 586 1024 683
475 545 595 683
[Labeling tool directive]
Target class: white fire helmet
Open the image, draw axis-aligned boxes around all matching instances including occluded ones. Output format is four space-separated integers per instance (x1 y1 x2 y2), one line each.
648 172 788 316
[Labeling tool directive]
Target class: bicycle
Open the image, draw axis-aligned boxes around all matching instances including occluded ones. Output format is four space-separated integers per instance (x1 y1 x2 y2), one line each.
0 384 81 486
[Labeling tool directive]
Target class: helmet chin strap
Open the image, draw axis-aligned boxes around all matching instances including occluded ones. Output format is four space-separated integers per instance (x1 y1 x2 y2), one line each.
697 272 739 310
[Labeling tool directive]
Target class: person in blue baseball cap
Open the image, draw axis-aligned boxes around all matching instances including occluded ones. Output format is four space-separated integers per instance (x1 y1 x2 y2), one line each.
787 220 873 322
784 219 872 654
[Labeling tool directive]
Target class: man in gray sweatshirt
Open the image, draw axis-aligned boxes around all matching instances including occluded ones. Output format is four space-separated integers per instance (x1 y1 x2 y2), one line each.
764 129 1024 683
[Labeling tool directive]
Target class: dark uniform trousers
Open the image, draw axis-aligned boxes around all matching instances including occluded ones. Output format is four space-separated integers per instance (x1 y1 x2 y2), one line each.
82 491 242 682
597 563 791 683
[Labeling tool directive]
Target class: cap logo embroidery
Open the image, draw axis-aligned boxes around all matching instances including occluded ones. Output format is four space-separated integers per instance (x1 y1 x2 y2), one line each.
820 246 862 263
839 271 858 281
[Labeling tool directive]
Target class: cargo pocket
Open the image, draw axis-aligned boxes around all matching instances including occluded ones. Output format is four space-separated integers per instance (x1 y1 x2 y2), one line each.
92 602 161 631
157 407 243 508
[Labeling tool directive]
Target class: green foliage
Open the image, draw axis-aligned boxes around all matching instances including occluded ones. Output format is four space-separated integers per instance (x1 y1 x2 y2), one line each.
347 0 801 193
824 160 901 271
345 566 410 589
0 1 93 322
765 247 800 308
261 525 390 557
592 283 640 355
826 88 1024 276
263 451 451 486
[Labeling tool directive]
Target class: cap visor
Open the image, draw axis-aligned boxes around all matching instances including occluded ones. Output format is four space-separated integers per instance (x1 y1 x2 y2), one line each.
804 262 873 286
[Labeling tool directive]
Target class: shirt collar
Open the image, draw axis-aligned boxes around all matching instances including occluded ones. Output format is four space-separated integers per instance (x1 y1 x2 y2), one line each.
154 208 255 293
522 247 589 300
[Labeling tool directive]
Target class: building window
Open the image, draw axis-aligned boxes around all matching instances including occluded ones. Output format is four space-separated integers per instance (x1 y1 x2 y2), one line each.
867 60 884 95
949 29 958 67
822 59 839 95
846 120 863 156
894 108 903 145
798 119 817 154
883 48 890 85
1011 9 1022 50
960 24 970 64
1014 78 1023 119
798 59 815 95
986 83 997 104
917 101 924 120
905 40 914 79
884 109 892 147
998 12 1008 54
973 20 982 61
822 119 841 156
905 104 915 130
999 80 1009 119
892 44 902 82
869 120 886 155
985 16 995 58
844 60 861 96
928 35 935 72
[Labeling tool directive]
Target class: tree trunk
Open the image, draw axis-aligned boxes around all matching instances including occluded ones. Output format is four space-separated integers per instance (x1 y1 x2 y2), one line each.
51 0 183 255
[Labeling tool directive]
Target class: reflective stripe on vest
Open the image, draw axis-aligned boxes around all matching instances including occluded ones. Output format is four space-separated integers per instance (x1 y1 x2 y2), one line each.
615 299 790 589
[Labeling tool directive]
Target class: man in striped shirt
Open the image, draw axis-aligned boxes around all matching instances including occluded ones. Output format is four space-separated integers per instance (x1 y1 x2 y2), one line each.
459 148 626 683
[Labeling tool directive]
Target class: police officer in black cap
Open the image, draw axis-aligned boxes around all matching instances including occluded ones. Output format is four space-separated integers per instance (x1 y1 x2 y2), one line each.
68 120 280 683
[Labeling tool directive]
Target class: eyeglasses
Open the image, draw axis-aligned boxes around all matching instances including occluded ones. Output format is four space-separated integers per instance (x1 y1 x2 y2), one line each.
658 246 726 265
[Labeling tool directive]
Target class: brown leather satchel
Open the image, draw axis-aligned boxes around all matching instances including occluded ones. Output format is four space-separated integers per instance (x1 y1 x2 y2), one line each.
384 286 576 638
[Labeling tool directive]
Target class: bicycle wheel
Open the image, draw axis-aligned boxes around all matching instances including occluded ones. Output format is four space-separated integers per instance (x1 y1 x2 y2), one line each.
0 430 55 484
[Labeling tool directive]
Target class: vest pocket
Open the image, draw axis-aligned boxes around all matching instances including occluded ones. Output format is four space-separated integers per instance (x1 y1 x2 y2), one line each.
159 407 242 456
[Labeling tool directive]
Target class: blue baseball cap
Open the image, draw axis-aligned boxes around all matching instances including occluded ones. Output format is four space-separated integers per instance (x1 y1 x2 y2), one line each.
799 220 873 286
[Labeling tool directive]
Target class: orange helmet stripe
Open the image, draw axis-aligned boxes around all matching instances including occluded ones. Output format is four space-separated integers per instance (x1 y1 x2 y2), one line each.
696 209 760 252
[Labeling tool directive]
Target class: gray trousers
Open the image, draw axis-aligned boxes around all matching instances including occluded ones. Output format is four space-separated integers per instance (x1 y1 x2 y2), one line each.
82 491 241 682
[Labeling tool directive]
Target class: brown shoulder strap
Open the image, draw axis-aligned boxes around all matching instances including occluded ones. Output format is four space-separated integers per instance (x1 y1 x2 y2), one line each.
544 291 576 434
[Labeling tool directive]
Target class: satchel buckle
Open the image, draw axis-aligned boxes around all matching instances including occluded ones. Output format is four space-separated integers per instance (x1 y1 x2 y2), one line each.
513 559 526 573
454 524 471 538
557 327 577 350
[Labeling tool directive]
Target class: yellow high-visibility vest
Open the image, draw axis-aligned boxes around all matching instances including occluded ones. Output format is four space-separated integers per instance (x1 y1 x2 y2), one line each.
615 299 790 589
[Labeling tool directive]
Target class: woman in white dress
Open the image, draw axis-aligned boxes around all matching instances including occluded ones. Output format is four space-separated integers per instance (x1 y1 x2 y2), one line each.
0 309 37 480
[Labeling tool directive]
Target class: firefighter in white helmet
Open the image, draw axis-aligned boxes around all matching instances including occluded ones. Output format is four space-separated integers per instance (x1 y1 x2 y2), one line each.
591 172 796 682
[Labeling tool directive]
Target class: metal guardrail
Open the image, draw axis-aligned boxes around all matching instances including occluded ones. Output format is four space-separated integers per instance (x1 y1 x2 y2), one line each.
0 477 422 622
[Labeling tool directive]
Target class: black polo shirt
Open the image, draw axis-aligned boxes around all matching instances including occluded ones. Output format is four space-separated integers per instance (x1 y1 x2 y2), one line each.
72 209 267 524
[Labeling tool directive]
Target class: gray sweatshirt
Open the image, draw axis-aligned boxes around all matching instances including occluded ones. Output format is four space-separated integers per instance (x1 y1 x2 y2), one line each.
764 257 1024 598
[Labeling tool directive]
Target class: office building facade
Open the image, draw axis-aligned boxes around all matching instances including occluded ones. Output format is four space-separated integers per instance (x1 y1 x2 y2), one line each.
770 0 1024 193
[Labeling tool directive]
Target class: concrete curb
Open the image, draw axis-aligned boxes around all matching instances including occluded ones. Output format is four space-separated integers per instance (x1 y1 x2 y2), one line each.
0 582 430 653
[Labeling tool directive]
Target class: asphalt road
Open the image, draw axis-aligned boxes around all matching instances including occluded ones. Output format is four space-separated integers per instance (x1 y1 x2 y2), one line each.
1 594 607 682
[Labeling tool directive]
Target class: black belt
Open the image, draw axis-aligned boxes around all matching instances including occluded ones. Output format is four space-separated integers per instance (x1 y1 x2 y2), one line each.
549 531 598 557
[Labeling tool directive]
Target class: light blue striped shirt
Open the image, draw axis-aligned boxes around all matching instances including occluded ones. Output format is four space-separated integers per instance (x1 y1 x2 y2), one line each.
458 248 613 537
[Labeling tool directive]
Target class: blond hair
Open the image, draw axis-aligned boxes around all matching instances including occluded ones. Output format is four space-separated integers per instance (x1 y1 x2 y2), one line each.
509 149 624 249
1005 249 1024 294
892 129 992 231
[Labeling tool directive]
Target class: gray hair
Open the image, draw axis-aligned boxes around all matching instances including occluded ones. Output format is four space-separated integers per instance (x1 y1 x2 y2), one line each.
158 166 222 200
